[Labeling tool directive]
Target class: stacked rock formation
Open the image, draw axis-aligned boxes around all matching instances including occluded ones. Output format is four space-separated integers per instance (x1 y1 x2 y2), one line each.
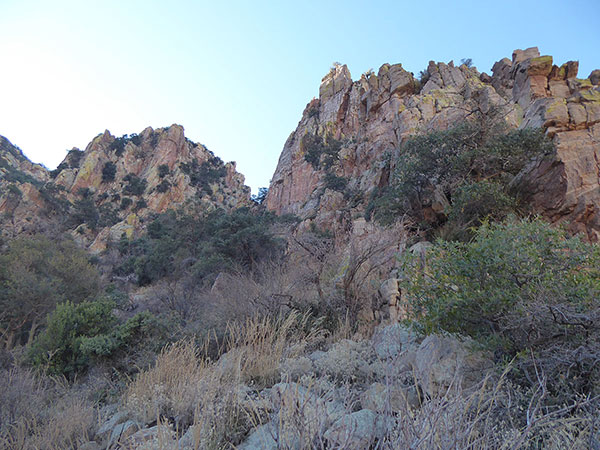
0 125 251 250
266 47 600 240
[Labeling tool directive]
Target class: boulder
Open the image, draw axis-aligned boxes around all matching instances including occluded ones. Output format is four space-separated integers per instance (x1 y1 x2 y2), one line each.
371 323 417 360
360 382 420 411
323 409 385 448
107 420 140 447
237 423 278 450
96 411 129 441
413 335 492 397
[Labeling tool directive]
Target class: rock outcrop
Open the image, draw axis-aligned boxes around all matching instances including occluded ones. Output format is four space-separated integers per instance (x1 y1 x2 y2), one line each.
266 48 600 240
0 125 251 249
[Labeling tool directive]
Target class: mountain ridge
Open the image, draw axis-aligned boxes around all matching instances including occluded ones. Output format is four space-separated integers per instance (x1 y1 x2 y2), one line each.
0 124 251 251
265 47 600 240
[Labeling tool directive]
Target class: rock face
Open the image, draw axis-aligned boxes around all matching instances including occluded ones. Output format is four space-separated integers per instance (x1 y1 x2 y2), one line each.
0 136 53 238
266 48 600 240
0 125 251 249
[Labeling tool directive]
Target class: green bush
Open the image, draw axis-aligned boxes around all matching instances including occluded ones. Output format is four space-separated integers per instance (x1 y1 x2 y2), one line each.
302 133 342 170
323 173 348 192
71 196 99 230
98 203 120 227
369 121 553 230
134 198 147 211
102 161 117 182
67 149 83 166
110 135 128 156
28 300 116 376
158 164 170 178
180 157 227 194
402 218 600 397
251 187 268 205
123 173 147 196
403 219 600 336
156 179 171 193
120 197 133 210
28 299 159 377
0 237 100 347
118 208 283 286
442 180 517 240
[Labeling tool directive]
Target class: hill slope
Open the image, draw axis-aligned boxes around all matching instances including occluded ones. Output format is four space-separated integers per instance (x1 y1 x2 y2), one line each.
266 47 600 239
0 125 251 250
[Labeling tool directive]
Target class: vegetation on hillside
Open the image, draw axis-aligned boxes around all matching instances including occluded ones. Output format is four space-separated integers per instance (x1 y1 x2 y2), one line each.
115 207 284 286
368 115 554 239
401 218 600 403
2 113 600 448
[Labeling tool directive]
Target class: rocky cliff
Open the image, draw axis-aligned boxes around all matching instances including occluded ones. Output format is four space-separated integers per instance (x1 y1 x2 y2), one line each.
266 48 600 239
0 125 251 250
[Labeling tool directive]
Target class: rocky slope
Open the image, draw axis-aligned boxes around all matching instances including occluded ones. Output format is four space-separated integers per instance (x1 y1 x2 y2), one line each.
0 125 251 250
266 47 600 239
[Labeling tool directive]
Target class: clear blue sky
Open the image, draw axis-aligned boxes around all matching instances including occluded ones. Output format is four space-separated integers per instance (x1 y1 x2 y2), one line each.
1 0 598 192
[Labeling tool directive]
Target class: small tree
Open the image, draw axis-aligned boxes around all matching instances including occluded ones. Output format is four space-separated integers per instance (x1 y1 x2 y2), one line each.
0 236 100 349
402 218 600 399
251 187 269 205
102 161 117 182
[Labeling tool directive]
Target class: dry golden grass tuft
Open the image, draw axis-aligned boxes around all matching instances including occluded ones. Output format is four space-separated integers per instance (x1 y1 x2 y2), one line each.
125 340 210 426
223 310 325 387
0 367 95 450
124 310 325 448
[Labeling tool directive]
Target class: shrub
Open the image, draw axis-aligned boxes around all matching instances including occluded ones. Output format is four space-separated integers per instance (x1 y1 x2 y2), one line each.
251 187 268 205
156 179 171 193
39 183 70 216
158 164 170 178
101 161 117 182
98 203 120 227
7 184 22 197
71 196 99 230
117 208 283 286
369 119 554 230
180 157 227 194
120 197 133 210
110 135 128 156
123 173 147 196
29 300 117 376
66 149 83 167
302 133 342 170
0 236 100 348
402 218 600 399
29 299 160 377
134 198 147 211
442 180 517 240
323 172 348 192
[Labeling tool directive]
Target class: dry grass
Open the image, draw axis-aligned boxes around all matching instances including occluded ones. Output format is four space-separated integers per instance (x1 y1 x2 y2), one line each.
124 310 325 448
223 310 325 387
0 367 95 450
375 368 598 450
125 340 210 426
123 307 599 449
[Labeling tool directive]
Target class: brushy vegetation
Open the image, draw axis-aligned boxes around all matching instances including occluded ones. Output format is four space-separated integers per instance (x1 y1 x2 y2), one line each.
101 161 117 182
28 300 161 378
369 117 554 238
0 236 100 349
0 367 96 450
401 218 600 404
302 133 342 170
180 156 227 194
116 207 284 286
122 173 147 196
2 116 598 448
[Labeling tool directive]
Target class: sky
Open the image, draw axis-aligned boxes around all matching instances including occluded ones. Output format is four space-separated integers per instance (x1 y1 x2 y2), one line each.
0 0 598 192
